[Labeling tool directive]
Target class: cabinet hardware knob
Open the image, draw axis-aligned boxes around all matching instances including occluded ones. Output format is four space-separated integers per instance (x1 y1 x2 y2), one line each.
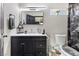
40 44 42 47
39 52 42 54
21 43 24 45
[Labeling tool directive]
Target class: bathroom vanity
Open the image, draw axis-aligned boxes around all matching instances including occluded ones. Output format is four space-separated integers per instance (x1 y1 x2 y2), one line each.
11 34 47 56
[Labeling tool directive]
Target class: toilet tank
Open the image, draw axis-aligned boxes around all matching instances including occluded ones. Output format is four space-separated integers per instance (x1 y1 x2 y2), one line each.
55 34 66 46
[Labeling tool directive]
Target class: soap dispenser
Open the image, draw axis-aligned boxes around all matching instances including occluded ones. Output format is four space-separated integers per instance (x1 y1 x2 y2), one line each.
42 29 45 34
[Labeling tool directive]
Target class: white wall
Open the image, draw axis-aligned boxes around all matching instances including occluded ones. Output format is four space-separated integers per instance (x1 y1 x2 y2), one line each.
3 3 19 56
43 3 68 47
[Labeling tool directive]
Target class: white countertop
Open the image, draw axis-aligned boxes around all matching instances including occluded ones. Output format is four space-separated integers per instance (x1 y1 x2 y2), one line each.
11 33 47 36
10 29 47 36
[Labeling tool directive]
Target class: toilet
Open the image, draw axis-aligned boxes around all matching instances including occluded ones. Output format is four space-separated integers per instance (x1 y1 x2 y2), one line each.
55 34 72 56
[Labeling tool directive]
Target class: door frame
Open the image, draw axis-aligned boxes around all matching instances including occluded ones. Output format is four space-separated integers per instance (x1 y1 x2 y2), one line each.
0 3 4 56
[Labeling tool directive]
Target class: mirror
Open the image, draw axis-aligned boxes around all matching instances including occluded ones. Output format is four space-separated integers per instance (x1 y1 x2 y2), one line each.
21 11 44 25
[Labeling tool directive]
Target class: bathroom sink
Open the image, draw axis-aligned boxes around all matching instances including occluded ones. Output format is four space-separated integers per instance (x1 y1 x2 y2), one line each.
10 29 47 36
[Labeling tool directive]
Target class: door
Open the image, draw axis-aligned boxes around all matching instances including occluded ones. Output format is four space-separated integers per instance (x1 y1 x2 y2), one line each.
0 3 4 56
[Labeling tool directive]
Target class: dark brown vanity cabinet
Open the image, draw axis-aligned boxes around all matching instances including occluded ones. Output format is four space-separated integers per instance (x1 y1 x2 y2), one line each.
11 36 47 56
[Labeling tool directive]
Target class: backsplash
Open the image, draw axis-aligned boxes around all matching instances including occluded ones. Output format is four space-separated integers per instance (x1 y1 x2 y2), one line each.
22 25 44 34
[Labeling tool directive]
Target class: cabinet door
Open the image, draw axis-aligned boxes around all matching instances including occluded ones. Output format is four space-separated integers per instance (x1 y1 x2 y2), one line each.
24 36 34 56
35 36 47 56
11 36 19 56
18 37 25 56
11 36 25 56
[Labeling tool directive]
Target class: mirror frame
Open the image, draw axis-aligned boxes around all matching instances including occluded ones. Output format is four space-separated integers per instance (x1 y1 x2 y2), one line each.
20 10 44 25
